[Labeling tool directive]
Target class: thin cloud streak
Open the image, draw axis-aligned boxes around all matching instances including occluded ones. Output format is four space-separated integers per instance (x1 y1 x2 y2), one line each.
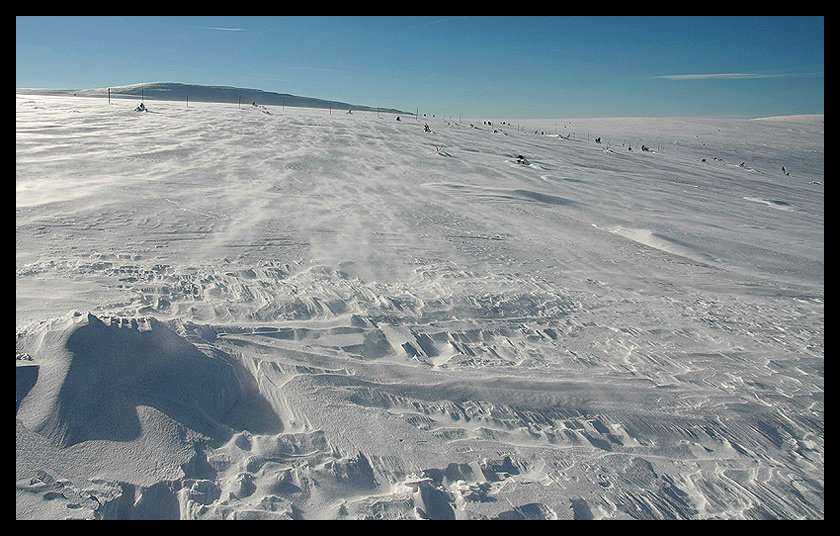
415 16 468 28
655 72 823 80
197 27 245 32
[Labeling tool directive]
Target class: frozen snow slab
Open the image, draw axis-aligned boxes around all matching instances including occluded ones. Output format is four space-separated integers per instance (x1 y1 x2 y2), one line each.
17 95 822 519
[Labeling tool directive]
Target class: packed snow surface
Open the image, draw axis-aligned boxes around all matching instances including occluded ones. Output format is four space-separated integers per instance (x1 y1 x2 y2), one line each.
16 93 823 519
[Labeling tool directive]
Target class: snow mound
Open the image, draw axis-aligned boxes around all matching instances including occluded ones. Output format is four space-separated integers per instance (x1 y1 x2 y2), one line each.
18 312 282 450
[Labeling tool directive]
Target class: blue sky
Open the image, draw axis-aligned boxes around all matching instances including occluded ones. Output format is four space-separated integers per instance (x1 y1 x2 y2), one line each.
16 16 823 119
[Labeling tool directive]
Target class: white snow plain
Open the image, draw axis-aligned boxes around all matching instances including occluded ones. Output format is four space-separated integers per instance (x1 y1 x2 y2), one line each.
16 93 823 519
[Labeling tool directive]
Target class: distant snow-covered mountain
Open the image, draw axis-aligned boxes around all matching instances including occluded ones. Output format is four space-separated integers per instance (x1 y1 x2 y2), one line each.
16 82 407 114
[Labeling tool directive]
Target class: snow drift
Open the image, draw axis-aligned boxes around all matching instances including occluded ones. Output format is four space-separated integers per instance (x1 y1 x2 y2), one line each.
16 92 823 519
19 313 281 448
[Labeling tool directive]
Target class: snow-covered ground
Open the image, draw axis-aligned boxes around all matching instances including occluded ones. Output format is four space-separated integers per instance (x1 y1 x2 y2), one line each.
16 93 823 519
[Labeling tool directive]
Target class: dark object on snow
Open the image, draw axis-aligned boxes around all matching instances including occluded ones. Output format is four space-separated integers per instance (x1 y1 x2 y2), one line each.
134 102 146 112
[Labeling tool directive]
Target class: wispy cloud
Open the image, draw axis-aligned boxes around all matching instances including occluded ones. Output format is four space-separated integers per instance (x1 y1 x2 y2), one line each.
197 26 245 32
655 72 822 80
282 65 349 75
415 16 468 28
306 67 348 74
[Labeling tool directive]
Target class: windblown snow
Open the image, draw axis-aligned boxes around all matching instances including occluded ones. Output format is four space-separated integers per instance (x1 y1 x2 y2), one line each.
16 92 823 519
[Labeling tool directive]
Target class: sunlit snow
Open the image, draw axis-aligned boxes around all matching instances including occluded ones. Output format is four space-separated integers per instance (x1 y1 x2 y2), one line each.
16 90 823 519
